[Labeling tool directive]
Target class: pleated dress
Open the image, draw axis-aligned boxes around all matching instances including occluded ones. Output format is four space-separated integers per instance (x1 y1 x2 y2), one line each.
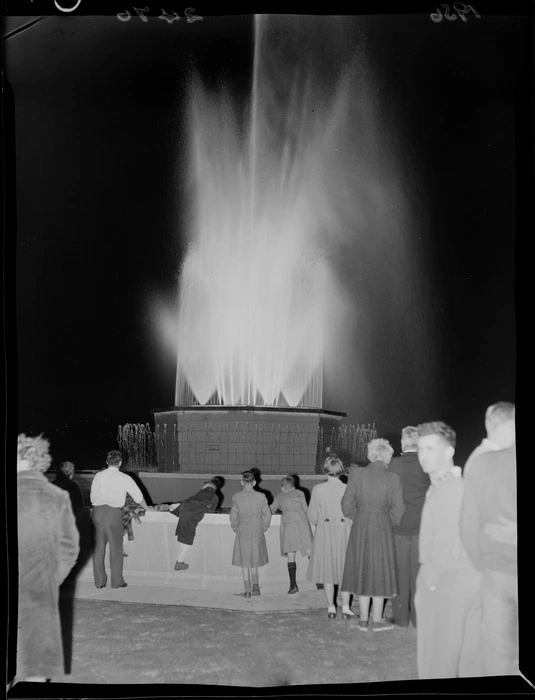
341 463 405 596
271 488 313 556
306 477 352 585
230 488 272 567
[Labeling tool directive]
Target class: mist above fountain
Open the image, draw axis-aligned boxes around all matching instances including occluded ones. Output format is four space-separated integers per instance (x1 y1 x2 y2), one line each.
174 17 358 409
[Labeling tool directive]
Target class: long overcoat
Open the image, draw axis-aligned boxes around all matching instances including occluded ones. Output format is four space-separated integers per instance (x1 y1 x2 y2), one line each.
17 470 80 679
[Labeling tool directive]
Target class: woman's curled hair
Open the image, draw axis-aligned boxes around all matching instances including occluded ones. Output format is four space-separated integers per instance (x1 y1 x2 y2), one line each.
367 438 394 465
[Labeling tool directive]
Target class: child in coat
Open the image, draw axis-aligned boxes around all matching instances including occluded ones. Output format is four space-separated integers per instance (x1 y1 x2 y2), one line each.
230 471 271 597
169 477 221 570
270 475 313 594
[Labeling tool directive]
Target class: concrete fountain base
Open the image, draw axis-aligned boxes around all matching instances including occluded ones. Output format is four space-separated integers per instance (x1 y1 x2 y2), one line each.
150 405 346 475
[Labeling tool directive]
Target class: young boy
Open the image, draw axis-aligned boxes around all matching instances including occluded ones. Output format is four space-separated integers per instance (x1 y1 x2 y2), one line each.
169 478 221 570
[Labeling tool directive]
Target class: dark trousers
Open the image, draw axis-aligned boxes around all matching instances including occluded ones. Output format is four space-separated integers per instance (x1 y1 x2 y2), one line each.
92 505 125 588
392 534 420 627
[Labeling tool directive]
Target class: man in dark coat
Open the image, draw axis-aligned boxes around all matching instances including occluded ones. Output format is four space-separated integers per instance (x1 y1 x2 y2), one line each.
54 461 84 517
169 478 221 571
460 445 518 676
388 425 430 627
16 434 80 683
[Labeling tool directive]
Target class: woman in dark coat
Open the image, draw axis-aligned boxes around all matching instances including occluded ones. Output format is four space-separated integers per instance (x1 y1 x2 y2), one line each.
16 434 80 682
341 438 405 632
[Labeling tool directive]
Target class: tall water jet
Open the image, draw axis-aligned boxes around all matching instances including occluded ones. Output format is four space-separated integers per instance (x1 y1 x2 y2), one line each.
175 15 352 409
152 15 434 474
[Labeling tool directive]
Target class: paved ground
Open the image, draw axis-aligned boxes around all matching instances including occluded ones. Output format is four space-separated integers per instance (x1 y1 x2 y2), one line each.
60 596 418 687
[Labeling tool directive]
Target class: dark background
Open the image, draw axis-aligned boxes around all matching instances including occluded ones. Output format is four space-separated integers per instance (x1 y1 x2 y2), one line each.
5 4 528 468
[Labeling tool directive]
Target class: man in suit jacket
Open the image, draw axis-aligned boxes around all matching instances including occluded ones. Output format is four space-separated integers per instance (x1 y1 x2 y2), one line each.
389 426 430 627
460 445 518 676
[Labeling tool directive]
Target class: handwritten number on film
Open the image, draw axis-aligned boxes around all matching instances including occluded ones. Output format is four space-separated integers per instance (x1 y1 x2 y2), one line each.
430 3 481 22
117 7 202 22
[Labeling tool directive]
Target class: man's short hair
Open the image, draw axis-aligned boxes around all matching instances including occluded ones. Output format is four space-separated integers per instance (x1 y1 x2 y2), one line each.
57 460 75 476
401 426 419 450
281 475 296 488
106 450 123 466
485 402 515 428
206 477 222 489
417 421 456 448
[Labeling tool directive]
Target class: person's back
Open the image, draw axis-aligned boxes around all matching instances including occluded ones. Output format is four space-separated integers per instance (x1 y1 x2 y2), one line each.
460 444 517 676
461 446 516 576
54 472 84 515
18 471 79 590
16 434 80 683
389 451 430 535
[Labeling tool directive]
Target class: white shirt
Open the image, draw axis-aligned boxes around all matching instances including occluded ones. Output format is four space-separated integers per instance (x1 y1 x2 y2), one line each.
90 467 144 508
463 438 501 476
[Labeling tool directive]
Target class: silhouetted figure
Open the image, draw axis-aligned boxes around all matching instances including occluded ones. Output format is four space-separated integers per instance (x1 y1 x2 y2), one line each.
54 461 84 517
388 427 430 627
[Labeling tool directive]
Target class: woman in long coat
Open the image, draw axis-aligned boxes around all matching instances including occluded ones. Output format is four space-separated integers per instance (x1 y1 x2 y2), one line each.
307 456 353 619
230 471 272 597
16 434 80 682
341 438 405 632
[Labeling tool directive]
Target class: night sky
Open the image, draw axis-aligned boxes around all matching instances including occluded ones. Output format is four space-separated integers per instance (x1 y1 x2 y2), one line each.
6 4 528 468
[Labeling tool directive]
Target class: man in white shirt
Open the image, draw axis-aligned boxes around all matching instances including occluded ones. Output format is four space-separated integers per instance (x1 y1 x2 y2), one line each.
463 402 515 476
90 450 151 588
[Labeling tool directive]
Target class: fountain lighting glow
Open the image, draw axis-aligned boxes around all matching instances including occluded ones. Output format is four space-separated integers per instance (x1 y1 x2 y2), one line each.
174 16 358 409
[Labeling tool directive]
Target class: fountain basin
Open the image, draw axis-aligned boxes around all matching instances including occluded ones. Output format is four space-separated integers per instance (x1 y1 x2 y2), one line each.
151 406 345 474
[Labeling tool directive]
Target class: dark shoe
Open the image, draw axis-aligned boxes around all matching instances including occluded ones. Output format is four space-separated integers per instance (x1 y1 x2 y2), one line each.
96 585 106 589
328 612 337 620
316 583 324 589
252 584 261 596
174 561 189 571
234 591 252 598
288 585 299 594
357 619 369 632
390 617 409 628
372 619 394 632
342 612 356 620
112 583 128 589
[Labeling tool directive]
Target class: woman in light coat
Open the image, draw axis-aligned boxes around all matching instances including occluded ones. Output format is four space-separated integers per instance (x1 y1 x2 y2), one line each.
307 456 353 619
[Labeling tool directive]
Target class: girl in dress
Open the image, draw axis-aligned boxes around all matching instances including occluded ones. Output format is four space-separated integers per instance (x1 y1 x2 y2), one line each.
230 471 272 597
307 456 353 619
270 475 313 594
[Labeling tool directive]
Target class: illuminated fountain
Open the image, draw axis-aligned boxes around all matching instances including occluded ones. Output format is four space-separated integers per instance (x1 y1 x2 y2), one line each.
152 15 414 478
